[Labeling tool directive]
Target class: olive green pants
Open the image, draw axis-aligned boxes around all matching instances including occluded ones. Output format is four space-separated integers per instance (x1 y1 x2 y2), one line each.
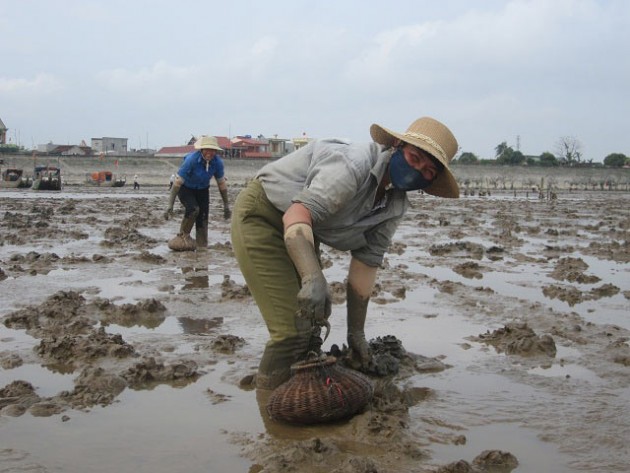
231 179 320 389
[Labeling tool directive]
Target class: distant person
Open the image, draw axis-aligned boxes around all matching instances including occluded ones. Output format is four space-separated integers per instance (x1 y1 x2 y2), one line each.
164 135 231 251
230 116 459 390
169 173 175 190
133 174 140 190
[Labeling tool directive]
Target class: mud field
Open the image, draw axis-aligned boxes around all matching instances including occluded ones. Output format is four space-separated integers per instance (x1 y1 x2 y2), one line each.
1 165 629 472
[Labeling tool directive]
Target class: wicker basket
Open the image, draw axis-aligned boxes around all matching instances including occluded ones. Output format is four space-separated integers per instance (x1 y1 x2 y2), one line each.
266 355 374 425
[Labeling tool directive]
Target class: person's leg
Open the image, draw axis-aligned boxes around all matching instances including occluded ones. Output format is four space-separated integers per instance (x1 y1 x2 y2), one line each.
194 187 209 249
177 186 200 237
231 180 314 389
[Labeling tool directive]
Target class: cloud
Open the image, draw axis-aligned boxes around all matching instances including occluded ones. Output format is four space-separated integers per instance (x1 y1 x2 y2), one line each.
0 74 63 97
95 61 204 101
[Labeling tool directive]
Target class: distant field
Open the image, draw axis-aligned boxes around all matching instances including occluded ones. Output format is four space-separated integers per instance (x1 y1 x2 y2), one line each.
2 153 629 191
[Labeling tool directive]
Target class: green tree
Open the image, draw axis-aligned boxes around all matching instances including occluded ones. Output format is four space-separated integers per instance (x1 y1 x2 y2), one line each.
539 152 558 167
495 141 515 164
457 152 479 164
510 150 525 165
603 153 627 167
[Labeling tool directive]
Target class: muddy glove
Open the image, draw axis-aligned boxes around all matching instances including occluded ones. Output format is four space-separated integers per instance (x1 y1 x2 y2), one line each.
284 223 331 324
164 180 179 220
346 258 378 370
220 187 231 220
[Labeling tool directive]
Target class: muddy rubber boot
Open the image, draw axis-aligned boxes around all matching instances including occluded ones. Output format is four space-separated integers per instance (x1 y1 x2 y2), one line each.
168 215 197 251
255 316 313 390
196 218 208 250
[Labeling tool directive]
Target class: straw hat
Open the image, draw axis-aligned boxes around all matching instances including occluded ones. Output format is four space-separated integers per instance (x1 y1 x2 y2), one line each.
194 135 222 151
370 117 459 198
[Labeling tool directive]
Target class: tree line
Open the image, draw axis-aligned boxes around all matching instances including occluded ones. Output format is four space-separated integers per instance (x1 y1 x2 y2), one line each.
455 136 628 168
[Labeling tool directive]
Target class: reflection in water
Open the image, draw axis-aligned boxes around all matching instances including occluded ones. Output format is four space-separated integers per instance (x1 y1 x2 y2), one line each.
181 266 209 290
177 316 223 335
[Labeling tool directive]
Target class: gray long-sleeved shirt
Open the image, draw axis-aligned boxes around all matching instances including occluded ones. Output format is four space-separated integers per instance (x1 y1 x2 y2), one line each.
256 138 409 267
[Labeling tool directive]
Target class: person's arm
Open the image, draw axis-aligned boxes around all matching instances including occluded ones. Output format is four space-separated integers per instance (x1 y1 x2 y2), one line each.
217 177 230 219
283 203 331 323
346 257 378 369
164 175 184 220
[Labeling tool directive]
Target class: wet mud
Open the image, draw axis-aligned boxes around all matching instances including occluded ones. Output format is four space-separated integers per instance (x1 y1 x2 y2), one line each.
1 180 629 472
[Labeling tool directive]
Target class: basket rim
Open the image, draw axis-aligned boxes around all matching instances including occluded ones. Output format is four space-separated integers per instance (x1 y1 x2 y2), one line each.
290 354 337 372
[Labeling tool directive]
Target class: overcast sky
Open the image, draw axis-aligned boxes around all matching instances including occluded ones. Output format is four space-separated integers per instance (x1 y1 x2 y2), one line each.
1 0 628 161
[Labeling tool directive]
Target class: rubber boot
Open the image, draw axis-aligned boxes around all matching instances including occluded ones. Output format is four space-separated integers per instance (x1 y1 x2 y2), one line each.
346 283 371 370
195 217 208 250
255 316 312 390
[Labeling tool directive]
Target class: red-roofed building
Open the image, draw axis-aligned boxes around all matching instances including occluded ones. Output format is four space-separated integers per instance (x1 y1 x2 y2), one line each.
155 136 234 158
230 136 271 159
155 145 195 158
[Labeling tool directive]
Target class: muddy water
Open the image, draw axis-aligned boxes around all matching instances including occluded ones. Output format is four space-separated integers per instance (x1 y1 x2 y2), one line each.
1 184 629 472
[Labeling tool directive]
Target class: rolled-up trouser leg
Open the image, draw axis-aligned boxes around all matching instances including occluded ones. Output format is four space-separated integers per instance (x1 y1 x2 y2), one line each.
231 179 314 389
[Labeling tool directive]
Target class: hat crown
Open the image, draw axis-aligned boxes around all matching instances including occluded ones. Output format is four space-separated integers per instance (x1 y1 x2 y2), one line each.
194 135 222 150
403 117 458 164
369 116 460 198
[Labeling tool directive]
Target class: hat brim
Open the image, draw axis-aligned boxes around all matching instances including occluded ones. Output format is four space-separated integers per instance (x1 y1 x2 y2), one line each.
194 143 222 151
370 123 459 198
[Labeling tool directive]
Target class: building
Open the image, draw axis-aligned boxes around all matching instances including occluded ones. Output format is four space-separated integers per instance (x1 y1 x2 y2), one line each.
0 117 7 144
155 136 233 158
292 132 313 150
268 135 290 158
36 142 92 155
91 137 128 155
230 136 271 159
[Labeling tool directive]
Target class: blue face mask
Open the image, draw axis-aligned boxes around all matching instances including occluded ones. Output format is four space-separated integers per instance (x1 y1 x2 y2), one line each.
388 149 433 191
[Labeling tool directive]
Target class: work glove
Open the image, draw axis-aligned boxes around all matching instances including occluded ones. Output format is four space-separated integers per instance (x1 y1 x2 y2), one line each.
284 223 332 325
220 187 231 220
165 181 179 220
297 271 331 325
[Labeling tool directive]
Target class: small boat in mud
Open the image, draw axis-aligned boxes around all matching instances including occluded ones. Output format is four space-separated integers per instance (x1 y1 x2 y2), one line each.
0 168 33 188
86 171 126 187
32 165 62 191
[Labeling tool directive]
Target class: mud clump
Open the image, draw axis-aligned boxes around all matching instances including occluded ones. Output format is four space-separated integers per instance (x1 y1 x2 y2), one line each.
221 275 251 300
122 357 199 389
36 327 136 365
549 256 600 283
543 282 620 306
436 449 518 472
473 323 557 358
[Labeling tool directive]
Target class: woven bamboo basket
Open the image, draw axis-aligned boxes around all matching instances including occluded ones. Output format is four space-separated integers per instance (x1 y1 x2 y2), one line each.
266 355 374 425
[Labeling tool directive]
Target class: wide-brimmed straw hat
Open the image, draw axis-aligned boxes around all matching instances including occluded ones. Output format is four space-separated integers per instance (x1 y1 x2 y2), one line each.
194 135 222 151
370 117 459 198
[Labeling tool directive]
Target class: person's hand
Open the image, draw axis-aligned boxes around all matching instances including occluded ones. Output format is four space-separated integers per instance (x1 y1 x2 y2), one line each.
164 207 173 220
223 207 232 220
296 272 332 324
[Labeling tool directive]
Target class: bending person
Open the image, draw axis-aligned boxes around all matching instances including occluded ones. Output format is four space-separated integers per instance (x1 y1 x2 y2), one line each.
231 116 459 390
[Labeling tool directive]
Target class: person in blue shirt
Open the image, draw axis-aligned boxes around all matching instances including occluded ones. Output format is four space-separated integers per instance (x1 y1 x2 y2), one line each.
165 135 231 251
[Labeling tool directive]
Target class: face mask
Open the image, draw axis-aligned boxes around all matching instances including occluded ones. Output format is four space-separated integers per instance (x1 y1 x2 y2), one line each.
388 149 433 191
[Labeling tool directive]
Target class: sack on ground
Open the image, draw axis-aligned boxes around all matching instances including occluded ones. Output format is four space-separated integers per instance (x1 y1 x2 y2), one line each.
168 234 196 251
